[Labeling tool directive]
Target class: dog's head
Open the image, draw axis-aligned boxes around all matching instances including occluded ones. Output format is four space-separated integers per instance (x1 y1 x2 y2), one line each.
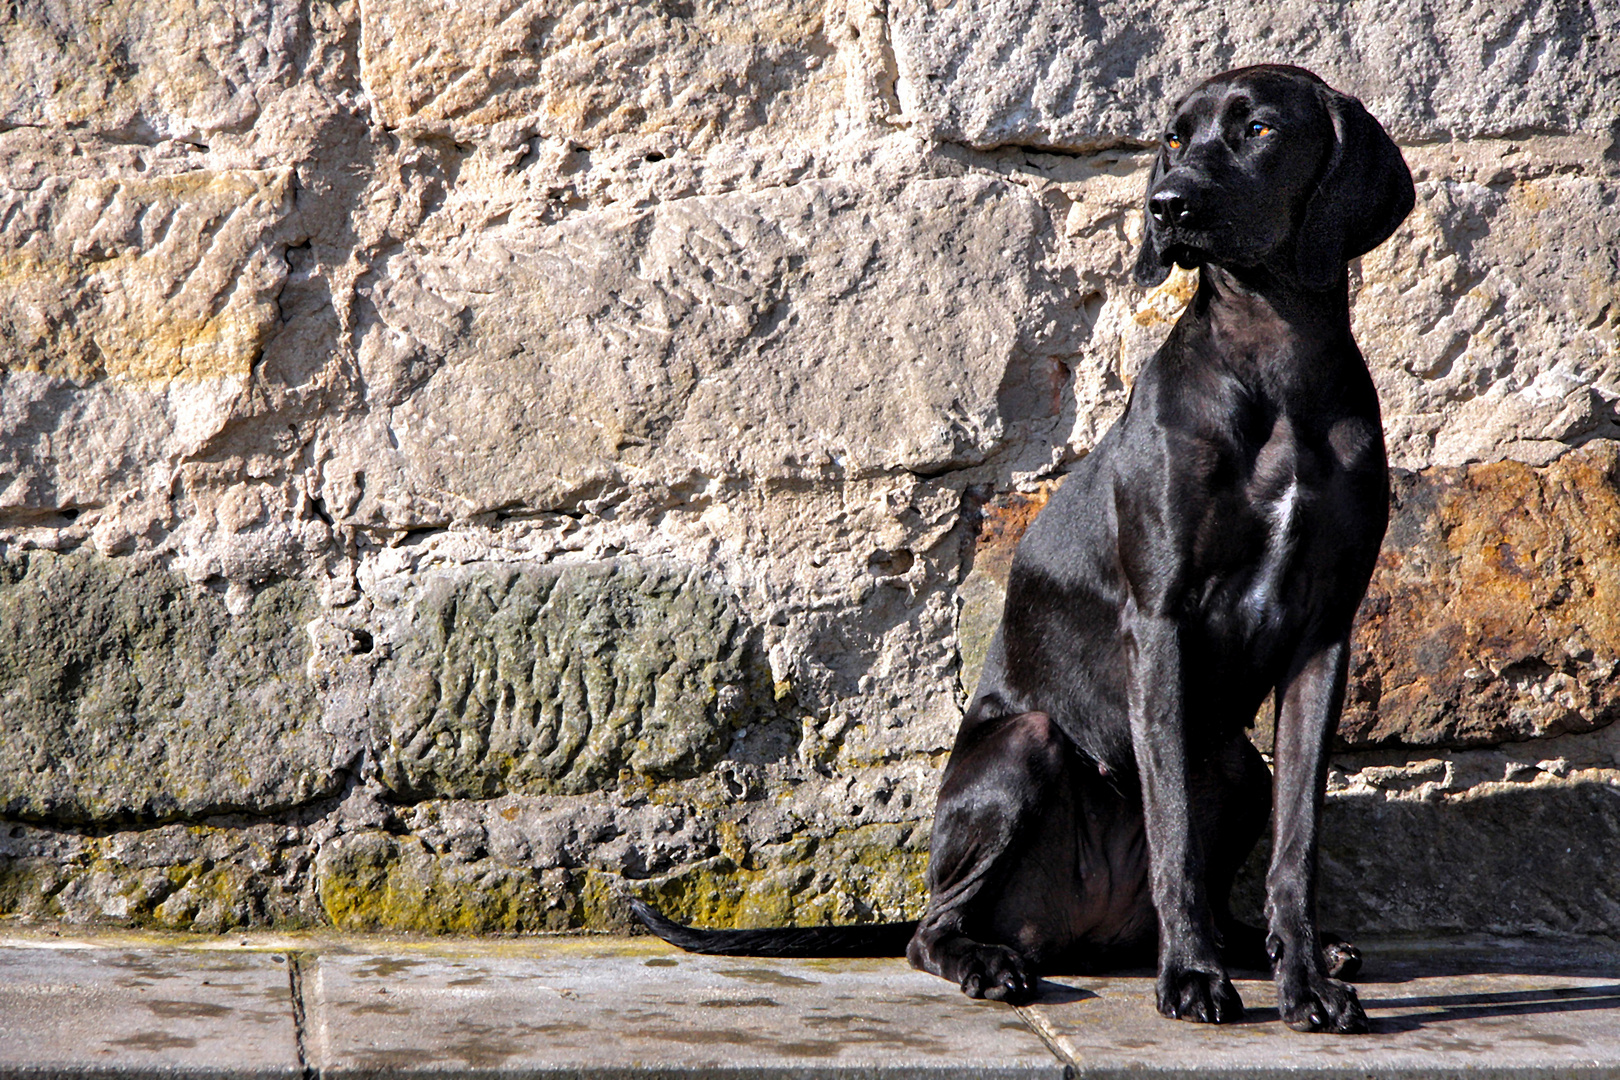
1133 65 1414 292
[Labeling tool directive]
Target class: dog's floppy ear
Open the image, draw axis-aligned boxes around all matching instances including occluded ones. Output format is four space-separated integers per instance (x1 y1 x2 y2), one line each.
1132 150 1171 287
1295 87 1415 291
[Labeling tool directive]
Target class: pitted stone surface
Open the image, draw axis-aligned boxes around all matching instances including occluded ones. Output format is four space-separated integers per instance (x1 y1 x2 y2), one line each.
327 173 1068 523
367 560 768 798
357 0 838 146
1344 444 1620 749
0 0 304 140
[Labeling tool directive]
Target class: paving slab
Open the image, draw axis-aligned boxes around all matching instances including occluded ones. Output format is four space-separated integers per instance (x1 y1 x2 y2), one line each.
1022 943 1620 1079
0 943 302 1079
303 938 1066 1079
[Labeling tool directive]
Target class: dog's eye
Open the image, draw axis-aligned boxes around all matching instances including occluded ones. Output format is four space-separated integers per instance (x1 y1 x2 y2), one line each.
1248 121 1273 138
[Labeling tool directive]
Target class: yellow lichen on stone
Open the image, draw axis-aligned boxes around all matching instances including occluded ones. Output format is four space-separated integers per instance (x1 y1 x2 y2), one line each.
1131 264 1199 327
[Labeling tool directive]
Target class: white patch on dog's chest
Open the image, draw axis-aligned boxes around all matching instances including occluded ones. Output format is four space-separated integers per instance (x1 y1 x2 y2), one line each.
1241 477 1299 626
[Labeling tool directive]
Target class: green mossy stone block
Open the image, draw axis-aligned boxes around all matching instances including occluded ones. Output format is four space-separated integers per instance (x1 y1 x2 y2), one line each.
0 551 332 823
372 561 772 798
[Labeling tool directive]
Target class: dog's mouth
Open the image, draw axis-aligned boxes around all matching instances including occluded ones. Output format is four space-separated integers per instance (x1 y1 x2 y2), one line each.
1159 242 1207 271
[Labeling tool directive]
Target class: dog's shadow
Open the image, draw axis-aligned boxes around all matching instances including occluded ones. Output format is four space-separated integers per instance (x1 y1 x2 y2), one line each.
1031 980 1101 1005
1032 966 1620 1034
1358 982 1620 1034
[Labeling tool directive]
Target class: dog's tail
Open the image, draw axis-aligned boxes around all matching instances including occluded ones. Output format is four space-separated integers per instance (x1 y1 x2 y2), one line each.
629 899 917 958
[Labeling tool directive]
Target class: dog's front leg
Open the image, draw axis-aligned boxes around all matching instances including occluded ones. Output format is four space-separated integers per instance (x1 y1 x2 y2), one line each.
1128 612 1243 1023
1266 637 1368 1034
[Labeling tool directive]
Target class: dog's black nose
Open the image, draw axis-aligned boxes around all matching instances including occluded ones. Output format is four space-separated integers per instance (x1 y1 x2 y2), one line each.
1149 190 1191 227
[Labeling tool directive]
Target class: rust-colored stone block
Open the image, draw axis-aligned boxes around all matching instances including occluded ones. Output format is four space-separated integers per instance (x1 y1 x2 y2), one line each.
1345 441 1620 748
957 442 1620 750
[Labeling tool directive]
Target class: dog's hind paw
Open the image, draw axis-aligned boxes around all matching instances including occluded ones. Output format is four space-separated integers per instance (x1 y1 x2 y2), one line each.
957 944 1035 1004
1322 936 1362 980
1157 966 1244 1023
1281 976 1368 1034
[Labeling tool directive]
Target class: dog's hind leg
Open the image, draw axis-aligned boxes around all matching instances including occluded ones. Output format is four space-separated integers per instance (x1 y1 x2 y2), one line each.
905 710 1075 1003
906 709 1150 1002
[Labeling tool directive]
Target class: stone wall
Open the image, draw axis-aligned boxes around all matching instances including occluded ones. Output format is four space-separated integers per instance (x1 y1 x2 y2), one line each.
2 0 1617 938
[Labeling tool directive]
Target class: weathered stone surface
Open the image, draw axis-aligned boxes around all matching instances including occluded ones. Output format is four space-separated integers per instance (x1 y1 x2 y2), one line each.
0 168 294 383
358 0 839 146
369 560 770 798
1358 169 1620 469
1317 779 1620 937
0 818 321 931
323 173 1070 526
0 551 334 823
0 0 304 141
891 0 1620 149
1344 442 1620 748
1228 720 1620 935
2 0 1618 942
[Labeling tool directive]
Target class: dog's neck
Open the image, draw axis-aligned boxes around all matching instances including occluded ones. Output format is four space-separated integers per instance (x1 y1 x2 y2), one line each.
1195 263 1352 336
1190 263 1360 395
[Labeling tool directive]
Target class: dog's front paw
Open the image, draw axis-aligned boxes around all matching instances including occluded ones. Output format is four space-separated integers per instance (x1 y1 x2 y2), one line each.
1157 965 1244 1023
1280 975 1368 1034
957 944 1034 1004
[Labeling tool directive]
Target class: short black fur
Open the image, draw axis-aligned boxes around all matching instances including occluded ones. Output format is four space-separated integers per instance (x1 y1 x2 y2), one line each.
635 65 1412 1035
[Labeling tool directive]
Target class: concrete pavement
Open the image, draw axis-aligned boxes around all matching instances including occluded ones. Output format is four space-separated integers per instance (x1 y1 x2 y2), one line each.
1 932 1617 1078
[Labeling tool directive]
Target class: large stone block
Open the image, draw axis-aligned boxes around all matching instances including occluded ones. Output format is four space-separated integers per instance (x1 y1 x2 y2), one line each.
1315 779 1620 937
0 0 303 141
358 0 837 144
1357 170 1620 469
0 167 294 383
1343 442 1620 748
326 175 1068 523
1229 714 1620 935
369 560 770 799
891 0 1620 149
0 551 333 823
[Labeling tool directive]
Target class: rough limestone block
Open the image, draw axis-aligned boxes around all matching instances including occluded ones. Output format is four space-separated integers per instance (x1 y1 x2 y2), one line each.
313 828 579 933
891 0 1620 149
0 0 303 141
1358 171 1620 469
957 442 1620 750
0 818 320 930
0 551 334 823
0 168 293 383
358 0 838 145
1344 442 1620 748
1315 779 1620 936
369 560 769 799
0 162 297 528
327 174 1068 523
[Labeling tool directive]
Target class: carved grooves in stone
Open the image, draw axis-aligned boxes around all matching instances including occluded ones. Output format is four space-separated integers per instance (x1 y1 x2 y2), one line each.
372 560 769 799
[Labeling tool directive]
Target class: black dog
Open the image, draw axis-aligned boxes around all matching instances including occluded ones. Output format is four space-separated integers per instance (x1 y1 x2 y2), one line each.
634 65 1413 1036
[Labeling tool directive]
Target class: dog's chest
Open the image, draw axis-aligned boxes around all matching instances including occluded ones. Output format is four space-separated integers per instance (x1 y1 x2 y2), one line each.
1202 417 1318 635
